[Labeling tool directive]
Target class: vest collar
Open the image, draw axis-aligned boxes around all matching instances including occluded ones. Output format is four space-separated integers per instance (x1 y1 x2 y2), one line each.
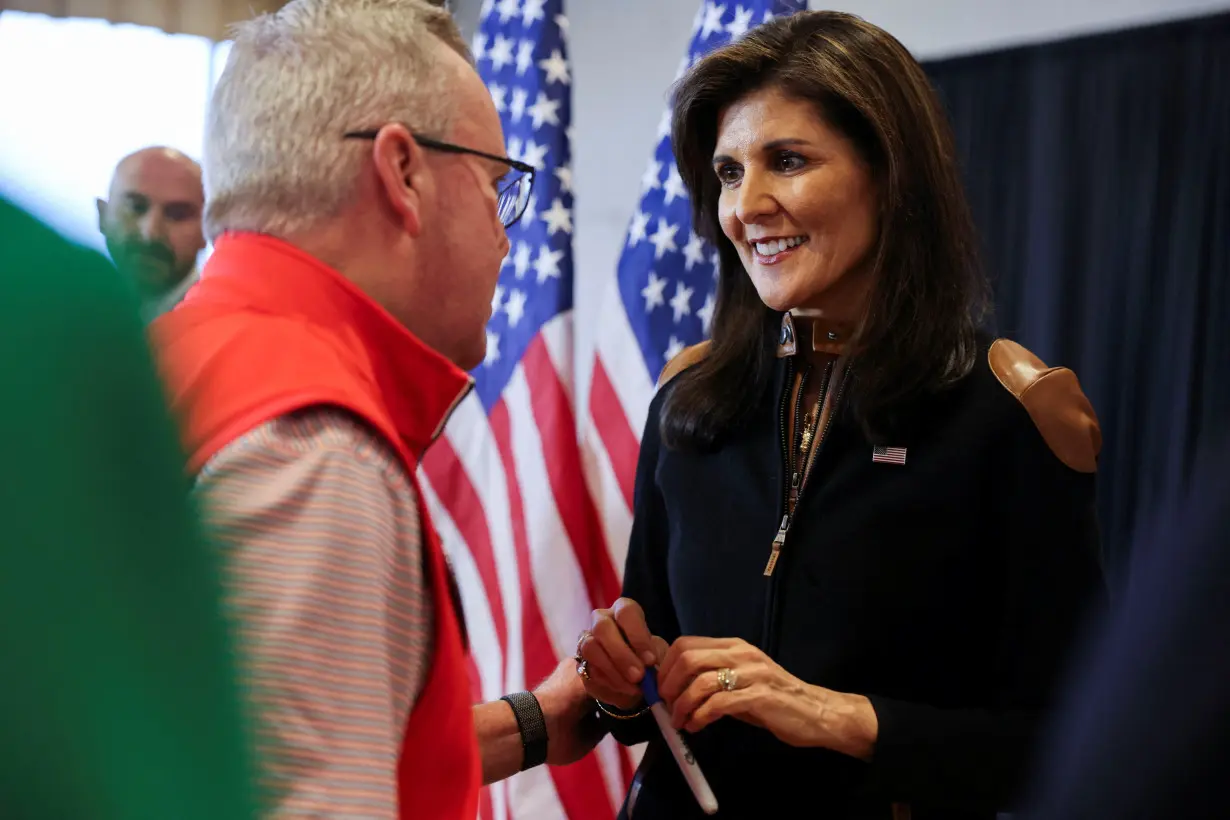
776 310 852 358
198 232 473 457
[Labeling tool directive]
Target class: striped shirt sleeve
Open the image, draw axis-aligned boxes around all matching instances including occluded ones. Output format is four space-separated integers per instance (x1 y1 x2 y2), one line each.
195 407 433 819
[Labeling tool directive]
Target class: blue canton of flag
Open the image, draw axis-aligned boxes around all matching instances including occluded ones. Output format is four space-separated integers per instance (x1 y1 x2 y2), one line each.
616 0 806 380
471 0 574 410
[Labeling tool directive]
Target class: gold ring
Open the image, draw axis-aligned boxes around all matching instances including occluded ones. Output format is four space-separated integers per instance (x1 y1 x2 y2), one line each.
575 629 593 656
716 667 737 692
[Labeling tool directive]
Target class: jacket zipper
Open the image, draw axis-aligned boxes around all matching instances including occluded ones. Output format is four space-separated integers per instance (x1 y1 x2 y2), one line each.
763 360 847 576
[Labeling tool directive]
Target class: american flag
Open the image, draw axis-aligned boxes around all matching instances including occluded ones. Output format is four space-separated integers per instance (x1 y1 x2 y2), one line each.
582 1 807 590
418 1 630 819
872 445 909 465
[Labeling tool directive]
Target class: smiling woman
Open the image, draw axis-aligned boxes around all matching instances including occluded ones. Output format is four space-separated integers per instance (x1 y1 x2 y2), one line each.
572 11 1108 820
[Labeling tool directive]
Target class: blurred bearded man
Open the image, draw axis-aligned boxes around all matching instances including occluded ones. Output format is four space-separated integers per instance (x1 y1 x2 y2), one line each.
96 147 205 320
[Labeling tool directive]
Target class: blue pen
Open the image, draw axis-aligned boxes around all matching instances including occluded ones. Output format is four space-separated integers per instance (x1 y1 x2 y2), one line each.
640 667 719 815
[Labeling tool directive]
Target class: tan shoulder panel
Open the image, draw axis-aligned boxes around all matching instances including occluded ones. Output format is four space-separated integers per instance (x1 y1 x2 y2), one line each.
988 339 1102 473
657 341 712 387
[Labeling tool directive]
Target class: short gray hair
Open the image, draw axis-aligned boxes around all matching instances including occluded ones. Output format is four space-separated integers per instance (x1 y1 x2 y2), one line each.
203 0 470 241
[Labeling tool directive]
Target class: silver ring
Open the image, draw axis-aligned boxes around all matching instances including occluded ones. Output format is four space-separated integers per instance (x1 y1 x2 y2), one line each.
576 658 590 682
716 667 737 692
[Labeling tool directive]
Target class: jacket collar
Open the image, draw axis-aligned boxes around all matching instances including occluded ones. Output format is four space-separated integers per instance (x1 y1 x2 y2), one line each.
195 232 473 457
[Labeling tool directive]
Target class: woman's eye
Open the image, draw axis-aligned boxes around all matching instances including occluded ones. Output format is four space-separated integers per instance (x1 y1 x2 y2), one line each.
715 164 742 187
774 152 806 172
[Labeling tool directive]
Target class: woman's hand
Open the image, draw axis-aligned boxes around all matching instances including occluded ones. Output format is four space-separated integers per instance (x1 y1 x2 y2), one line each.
658 636 879 760
575 597 668 711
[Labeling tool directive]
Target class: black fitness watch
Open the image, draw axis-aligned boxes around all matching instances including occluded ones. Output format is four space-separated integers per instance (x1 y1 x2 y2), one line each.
500 691 549 771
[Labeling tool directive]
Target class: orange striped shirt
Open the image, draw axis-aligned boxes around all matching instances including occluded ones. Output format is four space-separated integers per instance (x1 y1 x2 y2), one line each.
195 407 432 819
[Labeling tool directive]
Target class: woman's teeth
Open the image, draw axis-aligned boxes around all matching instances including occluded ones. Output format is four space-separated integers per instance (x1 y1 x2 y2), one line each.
753 236 807 256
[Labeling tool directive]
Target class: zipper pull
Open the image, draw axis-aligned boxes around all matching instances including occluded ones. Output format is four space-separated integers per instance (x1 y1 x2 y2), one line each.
764 515 789 576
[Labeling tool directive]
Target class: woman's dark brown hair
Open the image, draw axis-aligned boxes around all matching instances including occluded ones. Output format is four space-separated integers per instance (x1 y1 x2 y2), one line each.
661 11 988 450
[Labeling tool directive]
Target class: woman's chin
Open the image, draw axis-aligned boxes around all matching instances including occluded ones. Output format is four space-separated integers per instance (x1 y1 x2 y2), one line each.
750 283 800 314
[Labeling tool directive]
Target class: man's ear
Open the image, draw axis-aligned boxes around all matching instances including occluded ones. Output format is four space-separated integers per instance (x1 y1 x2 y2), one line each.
372 125 428 238
95 198 108 232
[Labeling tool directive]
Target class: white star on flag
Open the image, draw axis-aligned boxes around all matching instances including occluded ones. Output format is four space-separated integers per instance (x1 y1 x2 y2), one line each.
489 34 515 71
628 210 650 247
472 32 489 63
555 13 569 41
698 292 716 332
541 198 572 235
554 164 573 193
521 139 549 169
641 159 663 192
484 329 501 366
516 40 535 75
670 280 694 322
656 108 673 141
510 87 528 122
504 288 528 327
728 5 755 38
507 136 523 163
513 241 532 279
528 91 561 129
538 49 571 85
682 231 707 270
649 218 680 260
488 82 507 112
642 272 667 312
533 244 564 283
521 0 546 27
496 0 520 24
520 194 538 229
701 2 728 39
663 165 688 204
664 335 686 361
491 284 506 314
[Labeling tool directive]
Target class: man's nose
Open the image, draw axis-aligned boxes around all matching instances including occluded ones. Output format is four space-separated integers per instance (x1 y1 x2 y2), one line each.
139 209 167 242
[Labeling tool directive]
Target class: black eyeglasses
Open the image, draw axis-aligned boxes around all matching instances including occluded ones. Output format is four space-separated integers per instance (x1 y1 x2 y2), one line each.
343 130 536 228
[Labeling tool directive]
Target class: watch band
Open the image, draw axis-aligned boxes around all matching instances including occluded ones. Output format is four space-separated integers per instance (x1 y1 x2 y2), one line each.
500 691 548 771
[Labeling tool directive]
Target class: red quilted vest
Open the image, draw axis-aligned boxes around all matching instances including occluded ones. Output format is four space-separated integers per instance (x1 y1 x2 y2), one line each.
151 232 481 820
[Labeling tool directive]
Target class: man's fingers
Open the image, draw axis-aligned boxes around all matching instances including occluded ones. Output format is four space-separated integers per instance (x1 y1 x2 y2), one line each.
611 598 657 666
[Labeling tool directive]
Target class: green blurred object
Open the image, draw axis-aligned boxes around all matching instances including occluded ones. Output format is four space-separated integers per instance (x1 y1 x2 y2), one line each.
0 197 256 819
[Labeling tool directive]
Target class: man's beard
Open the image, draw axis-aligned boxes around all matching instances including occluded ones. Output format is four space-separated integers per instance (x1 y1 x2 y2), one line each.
108 239 187 297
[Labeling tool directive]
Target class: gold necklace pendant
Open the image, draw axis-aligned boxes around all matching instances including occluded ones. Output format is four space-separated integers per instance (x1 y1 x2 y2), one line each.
800 426 814 452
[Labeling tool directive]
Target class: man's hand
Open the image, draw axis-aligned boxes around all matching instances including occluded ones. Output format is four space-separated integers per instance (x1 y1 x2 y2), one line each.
534 657 606 766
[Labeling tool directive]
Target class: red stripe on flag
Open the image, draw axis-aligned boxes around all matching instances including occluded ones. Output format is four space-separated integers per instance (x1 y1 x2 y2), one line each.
525 337 621 609
589 357 640 511
488 400 554 682
420 437 507 677
490 398 616 820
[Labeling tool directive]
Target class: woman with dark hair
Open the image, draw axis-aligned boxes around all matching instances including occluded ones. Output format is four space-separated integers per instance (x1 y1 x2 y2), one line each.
574 11 1106 820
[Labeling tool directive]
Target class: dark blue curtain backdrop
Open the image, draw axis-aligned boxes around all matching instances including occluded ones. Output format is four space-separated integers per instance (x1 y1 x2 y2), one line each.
925 14 1230 578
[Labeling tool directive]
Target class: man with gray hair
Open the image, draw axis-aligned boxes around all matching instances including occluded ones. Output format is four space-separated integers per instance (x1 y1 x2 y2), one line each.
151 1 597 817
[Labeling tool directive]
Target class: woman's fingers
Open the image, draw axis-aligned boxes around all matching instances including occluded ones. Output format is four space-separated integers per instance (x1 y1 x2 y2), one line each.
612 597 658 667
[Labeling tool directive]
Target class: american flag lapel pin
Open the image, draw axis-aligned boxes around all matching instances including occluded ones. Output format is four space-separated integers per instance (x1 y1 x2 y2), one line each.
872 445 908 465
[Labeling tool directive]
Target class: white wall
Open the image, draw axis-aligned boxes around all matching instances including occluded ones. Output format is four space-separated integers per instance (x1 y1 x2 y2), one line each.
453 0 1230 400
